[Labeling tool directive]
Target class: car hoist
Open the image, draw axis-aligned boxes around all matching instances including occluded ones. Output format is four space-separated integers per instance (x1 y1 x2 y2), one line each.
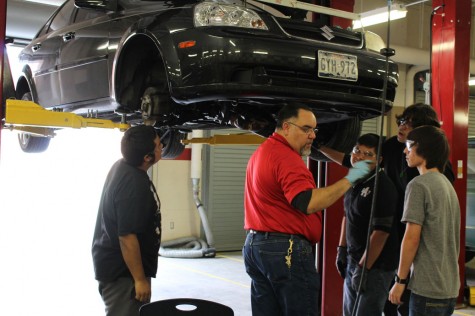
3 99 267 145
3 99 130 136
2 1 356 145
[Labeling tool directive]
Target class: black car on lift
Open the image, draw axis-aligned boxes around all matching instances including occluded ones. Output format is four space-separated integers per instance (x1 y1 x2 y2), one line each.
13 0 398 159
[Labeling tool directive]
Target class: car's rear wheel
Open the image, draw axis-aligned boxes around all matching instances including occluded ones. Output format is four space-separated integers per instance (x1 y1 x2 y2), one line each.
17 92 51 153
310 117 361 161
138 63 185 159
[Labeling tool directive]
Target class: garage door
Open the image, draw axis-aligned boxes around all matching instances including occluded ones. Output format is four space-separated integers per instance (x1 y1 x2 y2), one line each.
201 129 259 251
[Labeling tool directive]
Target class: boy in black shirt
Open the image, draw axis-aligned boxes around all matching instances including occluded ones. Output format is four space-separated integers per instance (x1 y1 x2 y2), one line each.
335 134 398 315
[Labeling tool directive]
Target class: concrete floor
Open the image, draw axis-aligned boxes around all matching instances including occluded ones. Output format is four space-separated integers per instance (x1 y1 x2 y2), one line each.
154 251 251 315
154 251 475 315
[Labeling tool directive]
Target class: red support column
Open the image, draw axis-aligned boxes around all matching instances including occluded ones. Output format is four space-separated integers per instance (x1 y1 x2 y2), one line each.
329 0 354 29
319 162 347 315
310 159 347 316
431 0 471 304
0 0 6 154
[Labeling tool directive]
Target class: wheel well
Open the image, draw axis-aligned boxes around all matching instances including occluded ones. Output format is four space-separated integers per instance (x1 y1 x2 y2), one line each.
115 35 167 112
16 77 31 100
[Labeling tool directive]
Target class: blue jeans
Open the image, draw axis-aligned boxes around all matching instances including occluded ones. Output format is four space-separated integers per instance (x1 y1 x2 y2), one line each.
409 292 456 316
243 232 320 316
343 260 394 316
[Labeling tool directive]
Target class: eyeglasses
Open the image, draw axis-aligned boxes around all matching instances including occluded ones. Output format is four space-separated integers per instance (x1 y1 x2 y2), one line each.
286 121 318 135
352 146 375 158
396 117 411 127
405 140 416 152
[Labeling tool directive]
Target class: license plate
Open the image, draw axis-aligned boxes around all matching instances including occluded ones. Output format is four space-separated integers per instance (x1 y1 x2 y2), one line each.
318 51 358 81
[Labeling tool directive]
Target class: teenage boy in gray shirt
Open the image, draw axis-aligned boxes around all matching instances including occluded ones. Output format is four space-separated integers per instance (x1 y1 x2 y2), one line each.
389 126 460 316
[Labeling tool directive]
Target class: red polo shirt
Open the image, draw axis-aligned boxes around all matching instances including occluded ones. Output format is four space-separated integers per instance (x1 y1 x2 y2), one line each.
244 133 322 244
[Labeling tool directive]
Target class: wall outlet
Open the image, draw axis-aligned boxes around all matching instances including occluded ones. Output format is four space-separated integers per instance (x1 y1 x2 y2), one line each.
170 221 174 230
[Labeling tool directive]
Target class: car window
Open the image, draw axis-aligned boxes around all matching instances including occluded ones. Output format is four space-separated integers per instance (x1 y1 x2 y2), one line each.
49 0 76 32
74 8 106 23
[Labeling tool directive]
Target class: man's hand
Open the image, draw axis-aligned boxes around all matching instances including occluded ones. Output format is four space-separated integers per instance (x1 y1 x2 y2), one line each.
335 246 347 279
345 160 373 185
351 266 368 293
389 282 406 305
135 278 151 303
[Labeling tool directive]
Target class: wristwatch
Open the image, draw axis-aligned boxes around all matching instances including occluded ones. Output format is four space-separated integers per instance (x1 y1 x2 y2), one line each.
395 274 408 285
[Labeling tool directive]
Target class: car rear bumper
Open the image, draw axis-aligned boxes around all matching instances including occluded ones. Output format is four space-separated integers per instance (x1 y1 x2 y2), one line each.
166 27 397 117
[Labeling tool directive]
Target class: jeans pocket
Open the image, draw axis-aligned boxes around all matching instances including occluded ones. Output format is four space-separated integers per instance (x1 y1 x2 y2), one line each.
259 249 291 283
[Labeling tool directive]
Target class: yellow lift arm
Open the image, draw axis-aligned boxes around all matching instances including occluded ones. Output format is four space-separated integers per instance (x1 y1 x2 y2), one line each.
182 134 266 145
3 99 130 137
3 99 266 145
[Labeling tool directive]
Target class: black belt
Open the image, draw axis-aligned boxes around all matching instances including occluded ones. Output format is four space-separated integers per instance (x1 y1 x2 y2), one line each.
248 229 308 242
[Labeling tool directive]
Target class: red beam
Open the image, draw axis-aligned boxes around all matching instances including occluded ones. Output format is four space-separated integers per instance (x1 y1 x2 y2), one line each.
329 0 354 29
319 162 347 315
431 0 471 304
0 0 6 155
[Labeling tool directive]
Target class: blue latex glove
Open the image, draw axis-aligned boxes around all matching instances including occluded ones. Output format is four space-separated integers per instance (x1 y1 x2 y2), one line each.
345 160 372 185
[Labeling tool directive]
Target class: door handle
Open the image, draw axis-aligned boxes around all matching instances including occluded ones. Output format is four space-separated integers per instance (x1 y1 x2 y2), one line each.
32 44 41 52
63 32 76 42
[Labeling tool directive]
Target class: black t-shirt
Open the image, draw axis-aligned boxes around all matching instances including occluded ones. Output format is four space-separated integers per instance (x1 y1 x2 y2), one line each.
92 159 161 282
344 170 399 270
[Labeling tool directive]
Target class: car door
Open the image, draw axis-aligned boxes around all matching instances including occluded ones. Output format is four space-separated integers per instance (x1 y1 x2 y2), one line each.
57 6 110 109
19 2 77 107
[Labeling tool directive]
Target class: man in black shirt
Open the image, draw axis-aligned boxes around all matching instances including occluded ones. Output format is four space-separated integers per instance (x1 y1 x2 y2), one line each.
92 125 163 316
381 104 455 315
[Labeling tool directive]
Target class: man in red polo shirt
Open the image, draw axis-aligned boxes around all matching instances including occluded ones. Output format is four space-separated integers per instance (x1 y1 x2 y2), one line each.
243 103 371 316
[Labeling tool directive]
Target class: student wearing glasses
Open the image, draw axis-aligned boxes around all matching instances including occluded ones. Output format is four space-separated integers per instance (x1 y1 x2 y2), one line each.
335 133 398 316
243 103 373 316
318 103 454 316
389 126 460 316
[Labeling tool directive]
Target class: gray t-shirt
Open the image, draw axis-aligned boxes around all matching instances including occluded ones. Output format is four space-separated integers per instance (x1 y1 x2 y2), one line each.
402 171 460 299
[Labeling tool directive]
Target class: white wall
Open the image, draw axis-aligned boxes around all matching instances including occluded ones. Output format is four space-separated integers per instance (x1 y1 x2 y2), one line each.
0 128 201 315
0 128 122 315
154 159 201 242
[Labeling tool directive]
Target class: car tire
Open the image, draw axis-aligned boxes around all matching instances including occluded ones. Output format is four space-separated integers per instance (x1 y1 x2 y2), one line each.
466 248 475 262
309 117 361 162
17 92 51 153
160 128 186 159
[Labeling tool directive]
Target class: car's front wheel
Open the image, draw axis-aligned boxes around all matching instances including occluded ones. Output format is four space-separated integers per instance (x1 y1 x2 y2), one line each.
17 92 51 153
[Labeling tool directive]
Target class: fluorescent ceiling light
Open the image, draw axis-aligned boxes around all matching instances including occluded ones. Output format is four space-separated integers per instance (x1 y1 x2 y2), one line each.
22 0 64 6
353 3 407 29
470 78 475 86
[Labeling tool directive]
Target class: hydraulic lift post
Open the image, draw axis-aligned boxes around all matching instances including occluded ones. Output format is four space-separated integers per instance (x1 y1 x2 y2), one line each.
431 0 472 305
0 0 6 156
